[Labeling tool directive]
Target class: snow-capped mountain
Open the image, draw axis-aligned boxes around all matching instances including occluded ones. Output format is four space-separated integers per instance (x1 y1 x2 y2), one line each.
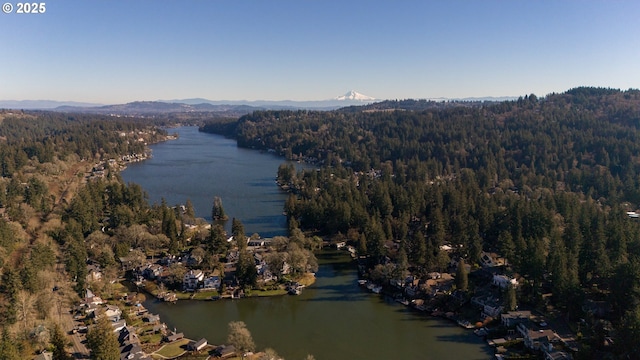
335 90 377 101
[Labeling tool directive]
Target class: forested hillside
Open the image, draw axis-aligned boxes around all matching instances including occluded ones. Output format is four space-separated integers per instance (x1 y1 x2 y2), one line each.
0 110 167 359
202 87 640 357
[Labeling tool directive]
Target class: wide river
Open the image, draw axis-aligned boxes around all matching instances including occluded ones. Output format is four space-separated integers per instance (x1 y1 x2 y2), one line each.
121 126 492 359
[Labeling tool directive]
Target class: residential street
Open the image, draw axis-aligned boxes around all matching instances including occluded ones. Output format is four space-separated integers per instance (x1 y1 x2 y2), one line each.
59 308 90 359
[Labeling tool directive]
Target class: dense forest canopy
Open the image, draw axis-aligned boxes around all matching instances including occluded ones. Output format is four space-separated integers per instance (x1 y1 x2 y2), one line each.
201 88 640 356
0 111 168 176
203 87 640 204
0 110 170 358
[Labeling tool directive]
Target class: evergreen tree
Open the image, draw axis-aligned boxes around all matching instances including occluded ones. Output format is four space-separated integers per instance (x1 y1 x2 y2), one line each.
86 316 120 360
365 217 385 259
0 267 20 325
161 202 179 253
456 259 468 292
615 304 640 358
548 230 570 303
235 250 257 288
0 328 19 360
184 199 195 220
497 231 515 266
212 196 228 220
232 218 246 250
504 284 517 311
51 324 72 360
209 224 228 255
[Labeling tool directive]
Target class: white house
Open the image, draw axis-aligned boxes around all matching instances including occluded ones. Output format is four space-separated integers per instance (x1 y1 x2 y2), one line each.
183 270 205 291
517 323 558 352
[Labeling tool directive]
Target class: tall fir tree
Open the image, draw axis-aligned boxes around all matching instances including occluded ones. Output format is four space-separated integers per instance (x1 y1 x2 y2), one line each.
86 316 120 360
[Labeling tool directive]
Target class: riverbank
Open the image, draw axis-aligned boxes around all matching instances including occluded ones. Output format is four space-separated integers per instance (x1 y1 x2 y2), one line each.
135 271 316 304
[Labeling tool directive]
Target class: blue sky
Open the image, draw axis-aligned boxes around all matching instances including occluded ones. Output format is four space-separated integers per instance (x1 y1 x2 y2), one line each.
1 1 638 103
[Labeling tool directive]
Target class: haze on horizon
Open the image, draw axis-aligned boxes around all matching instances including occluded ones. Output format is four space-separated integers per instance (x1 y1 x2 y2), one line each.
1 1 638 104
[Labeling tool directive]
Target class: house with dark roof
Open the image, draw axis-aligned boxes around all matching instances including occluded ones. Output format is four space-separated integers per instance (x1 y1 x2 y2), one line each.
143 314 160 323
164 332 184 342
187 338 208 352
517 323 559 352
214 345 236 359
501 310 532 328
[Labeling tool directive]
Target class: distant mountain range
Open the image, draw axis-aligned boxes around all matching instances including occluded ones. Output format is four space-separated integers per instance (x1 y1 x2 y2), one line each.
0 91 515 116
0 99 103 109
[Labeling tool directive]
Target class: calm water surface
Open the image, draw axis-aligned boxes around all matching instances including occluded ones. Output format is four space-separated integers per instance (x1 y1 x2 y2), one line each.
121 126 295 237
123 127 491 359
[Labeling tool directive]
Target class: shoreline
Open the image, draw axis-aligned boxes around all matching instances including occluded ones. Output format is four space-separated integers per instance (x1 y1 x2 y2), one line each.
134 271 317 304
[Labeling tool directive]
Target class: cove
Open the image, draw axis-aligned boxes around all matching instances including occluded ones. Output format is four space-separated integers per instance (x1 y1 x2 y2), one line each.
122 126 492 359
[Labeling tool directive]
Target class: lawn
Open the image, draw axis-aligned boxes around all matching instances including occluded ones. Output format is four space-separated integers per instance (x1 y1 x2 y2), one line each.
192 290 220 300
153 338 190 359
140 332 163 345
247 288 287 297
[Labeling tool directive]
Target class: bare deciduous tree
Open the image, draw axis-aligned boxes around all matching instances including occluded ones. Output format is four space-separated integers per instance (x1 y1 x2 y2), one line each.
227 321 255 353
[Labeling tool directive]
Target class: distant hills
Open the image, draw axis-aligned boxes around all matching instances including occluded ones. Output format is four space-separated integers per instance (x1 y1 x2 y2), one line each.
0 90 516 116
0 99 103 109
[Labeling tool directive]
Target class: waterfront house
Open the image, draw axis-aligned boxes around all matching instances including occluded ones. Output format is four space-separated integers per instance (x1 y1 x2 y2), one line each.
152 324 165 334
471 288 503 319
214 345 237 359
187 338 208 352
517 323 558 352
142 264 163 280
501 310 532 328
183 269 204 291
117 326 152 360
119 343 149 360
248 238 271 247
143 314 160 323
164 332 184 343
203 275 221 290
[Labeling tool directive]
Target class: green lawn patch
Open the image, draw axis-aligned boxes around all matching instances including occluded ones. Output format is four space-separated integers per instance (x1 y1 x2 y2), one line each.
192 290 219 300
175 292 192 300
153 338 190 359
140 332 163 344
247 289 287 297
